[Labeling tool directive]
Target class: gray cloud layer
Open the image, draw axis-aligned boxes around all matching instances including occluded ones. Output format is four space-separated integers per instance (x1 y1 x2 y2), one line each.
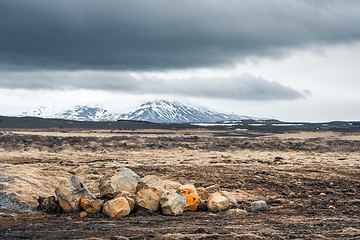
1 0 360 70
0 71 306 100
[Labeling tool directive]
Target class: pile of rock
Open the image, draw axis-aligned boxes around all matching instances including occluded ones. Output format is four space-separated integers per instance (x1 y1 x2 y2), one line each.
39 167 257 218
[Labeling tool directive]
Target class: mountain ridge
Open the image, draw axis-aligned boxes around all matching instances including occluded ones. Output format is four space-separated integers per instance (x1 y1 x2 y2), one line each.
18 100 254 123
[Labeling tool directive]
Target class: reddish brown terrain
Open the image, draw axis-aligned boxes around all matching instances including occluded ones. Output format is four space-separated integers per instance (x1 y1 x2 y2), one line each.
1 129 360 239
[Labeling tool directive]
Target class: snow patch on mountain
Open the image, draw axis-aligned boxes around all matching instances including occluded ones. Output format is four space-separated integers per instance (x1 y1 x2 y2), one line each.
19 105 120 122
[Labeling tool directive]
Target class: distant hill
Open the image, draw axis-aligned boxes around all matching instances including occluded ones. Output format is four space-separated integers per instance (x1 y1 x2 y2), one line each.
1 115 359 133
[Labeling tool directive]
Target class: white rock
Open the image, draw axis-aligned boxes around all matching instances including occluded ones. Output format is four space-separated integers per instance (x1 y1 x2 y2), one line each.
160 191 186 216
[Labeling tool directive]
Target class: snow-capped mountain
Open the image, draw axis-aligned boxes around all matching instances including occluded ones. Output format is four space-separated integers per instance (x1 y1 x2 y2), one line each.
18 100 254 123
19 105 120 122
119 100 253 123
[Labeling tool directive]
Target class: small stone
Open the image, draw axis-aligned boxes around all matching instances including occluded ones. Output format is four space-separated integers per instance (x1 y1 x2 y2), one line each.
227 208 248 215
80 198 104 214
250 200 267 211
99 167 140 198
207 192 230 212
103 196 131 218
80 211 87 218
135 188 160 211
55 175 96 212
160 191 186 216
177 184 201 211
319 193 326 196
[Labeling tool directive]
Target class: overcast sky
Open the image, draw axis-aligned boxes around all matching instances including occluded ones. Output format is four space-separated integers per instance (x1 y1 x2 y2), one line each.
1 0 359 121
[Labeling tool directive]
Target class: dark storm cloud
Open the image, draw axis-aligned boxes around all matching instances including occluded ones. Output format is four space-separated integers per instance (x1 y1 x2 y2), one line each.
0 71 306 100
0 0 360 71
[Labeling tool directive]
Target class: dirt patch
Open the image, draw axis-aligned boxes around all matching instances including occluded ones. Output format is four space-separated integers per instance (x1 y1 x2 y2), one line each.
1 129 359 239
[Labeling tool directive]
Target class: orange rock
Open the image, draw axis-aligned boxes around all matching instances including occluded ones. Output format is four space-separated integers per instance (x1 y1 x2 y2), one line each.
103 196 131 218
177 184 201 211
80 198 104 214
135 189 160 211
80 211 87 218
285 149 293 152
115 191 135 211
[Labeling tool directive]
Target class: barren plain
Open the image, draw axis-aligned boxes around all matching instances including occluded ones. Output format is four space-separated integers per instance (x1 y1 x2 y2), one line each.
0 128 359 239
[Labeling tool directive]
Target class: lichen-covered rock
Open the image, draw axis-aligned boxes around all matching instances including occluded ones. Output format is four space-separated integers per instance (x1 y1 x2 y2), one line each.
220 191 238 208
80 198 104 214
99 167 140 198
55 175 96 212
160 191 186 216
177 184 201 211
207 192 230 212
135 188 160 211
103 196 131 218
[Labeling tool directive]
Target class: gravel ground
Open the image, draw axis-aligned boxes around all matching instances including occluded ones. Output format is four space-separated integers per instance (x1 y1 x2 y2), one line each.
0 193 33 212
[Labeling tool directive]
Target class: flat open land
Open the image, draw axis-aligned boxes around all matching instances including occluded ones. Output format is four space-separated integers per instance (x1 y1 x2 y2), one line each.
1 128 360 239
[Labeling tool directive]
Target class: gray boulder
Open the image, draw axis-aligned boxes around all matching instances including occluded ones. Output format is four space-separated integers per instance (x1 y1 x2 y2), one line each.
160 191 186 216
99 167 140 198
55 175 96 212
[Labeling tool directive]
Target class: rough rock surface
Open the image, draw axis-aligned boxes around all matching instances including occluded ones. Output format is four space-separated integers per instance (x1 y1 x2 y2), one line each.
80 198 104 214
207 192 230 212
99 167 140 198
162 180 182 193
135 188 160 211
115 191 135 212
205 184 220 193
226 208 248 215
197 187 210 202
55 175 96 212
160 191 186 216
220 191 238 208
103 196 131 218
250 200 267 211
136 175 166 197
177 184 201 211
37 196 62 214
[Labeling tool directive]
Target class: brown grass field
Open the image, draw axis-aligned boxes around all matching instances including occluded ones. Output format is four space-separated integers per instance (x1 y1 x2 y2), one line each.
0 128 359 239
